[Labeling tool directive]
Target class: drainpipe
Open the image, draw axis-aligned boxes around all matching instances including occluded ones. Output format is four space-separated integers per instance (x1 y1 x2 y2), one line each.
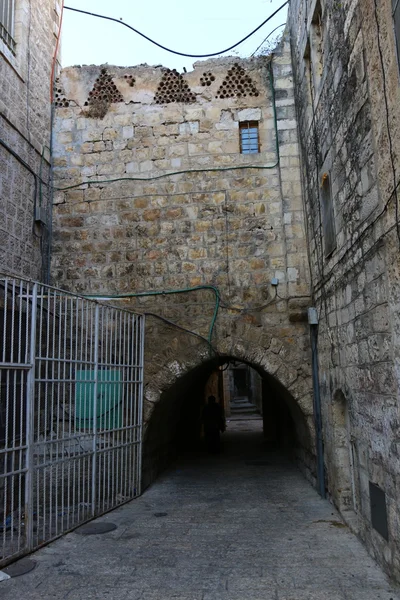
308 307 326 498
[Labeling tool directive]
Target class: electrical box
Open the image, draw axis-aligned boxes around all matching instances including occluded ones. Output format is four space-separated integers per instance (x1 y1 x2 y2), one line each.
308 307 319 325
34 207 47 226
75 370 122 431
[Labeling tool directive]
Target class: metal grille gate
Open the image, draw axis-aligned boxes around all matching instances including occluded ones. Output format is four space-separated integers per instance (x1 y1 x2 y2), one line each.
0 276 144 566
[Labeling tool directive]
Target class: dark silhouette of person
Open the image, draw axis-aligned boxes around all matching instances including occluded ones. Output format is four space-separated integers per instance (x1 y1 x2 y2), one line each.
202 395 225 454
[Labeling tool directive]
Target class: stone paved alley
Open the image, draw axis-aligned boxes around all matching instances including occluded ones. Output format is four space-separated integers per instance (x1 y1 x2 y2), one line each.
2 419 400 600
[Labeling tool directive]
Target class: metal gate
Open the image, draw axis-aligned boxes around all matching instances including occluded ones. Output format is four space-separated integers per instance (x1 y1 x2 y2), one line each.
0 276 144 566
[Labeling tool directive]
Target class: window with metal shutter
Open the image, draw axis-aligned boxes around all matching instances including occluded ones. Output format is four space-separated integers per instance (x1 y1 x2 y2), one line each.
0 0 16 53
239 121 260 154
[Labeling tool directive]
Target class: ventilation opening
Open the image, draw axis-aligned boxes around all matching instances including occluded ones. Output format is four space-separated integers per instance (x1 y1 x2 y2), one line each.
84 68 124 118
154 69 196 104
216 63 259 99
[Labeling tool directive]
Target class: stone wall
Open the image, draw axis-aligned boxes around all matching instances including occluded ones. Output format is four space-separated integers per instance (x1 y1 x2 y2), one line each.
289 0 400 581
51 39 316 481
0 0 59 280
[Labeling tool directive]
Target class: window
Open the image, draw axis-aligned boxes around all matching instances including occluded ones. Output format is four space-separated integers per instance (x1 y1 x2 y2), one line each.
309 0 324 96
321 173 336 257
239 121 260 154
0 0 16 53
393 0 400 69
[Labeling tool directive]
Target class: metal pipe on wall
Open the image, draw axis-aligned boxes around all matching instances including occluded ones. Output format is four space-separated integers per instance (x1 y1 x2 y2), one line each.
309 307 326 498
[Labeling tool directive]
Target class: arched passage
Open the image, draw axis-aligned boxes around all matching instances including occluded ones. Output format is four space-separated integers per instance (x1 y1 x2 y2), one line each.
142 355 315 490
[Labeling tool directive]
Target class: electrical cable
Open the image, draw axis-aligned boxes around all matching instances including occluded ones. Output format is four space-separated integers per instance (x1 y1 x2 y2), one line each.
85 285 220 345
298 59 400 296
53 164 277 191
314 217 400 299
26 0 32 139
220 288 278 312
0 138 41 240
64 1 289 59
50 0 65 103
143 312 219 355
251 23 286 56
300 45 336 367
372 0 400 246
0 138 37 177
312 179 400 296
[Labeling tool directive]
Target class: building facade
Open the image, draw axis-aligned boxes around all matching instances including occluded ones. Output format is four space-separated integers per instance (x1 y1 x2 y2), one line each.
289 0 400 580
0 0 61 280
1 0 400 583
50 40 316 485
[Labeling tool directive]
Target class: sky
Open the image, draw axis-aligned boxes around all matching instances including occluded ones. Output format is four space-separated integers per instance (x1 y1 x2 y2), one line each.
61 0 288 72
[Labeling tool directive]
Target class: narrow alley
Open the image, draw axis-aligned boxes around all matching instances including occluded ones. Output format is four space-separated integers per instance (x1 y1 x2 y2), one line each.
1 418 399 600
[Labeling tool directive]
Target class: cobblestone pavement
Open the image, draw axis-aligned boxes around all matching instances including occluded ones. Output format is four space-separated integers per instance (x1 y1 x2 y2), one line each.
2 419 400 600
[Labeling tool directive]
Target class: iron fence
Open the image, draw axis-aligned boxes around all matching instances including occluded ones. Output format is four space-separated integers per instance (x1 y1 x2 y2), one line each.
0 276 144 566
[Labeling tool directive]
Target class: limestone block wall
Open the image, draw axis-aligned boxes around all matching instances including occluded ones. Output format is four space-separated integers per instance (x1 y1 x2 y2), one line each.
289 0 400 581
51 39 315 480
0 0 59 279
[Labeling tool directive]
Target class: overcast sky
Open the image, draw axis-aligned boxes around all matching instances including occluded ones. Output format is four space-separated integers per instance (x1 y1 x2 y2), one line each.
61 0 288 72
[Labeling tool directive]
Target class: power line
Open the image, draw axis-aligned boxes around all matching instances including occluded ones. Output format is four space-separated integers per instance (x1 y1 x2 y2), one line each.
373 0 400 246
64 1 289 59
251 23 286 56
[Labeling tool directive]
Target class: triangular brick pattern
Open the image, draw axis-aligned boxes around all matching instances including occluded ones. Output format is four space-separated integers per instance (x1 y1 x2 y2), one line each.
84 68 124 118
154 69 196 104
200 71 216 87
54 78 70 108
123 74 136 87
216 64 259 99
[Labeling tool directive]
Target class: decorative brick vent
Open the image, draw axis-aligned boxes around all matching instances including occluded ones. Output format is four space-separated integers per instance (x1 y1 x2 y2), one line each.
124 74 136 87
154 69 196 104
54 78 70 108
200 72 215 87
84 68 124 118
216 64 259 99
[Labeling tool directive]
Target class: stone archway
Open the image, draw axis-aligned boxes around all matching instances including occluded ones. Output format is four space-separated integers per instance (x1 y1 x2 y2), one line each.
141 345 316 490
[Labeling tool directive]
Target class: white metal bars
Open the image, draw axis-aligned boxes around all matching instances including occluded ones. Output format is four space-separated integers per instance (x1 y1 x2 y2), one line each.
0 276 144 566
0 0 15 52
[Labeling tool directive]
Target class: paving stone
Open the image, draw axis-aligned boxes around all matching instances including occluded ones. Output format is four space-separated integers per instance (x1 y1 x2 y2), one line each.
1 421 399 600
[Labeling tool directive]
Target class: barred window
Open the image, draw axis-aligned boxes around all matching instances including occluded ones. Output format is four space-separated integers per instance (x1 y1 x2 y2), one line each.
0 0 16 53
239 121 260 154
321 173 336 257
393 0 400 69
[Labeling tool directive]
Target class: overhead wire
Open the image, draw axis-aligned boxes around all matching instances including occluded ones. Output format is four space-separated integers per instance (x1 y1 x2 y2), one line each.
84 285 221 346
63 1 289 58
250 22 286 56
